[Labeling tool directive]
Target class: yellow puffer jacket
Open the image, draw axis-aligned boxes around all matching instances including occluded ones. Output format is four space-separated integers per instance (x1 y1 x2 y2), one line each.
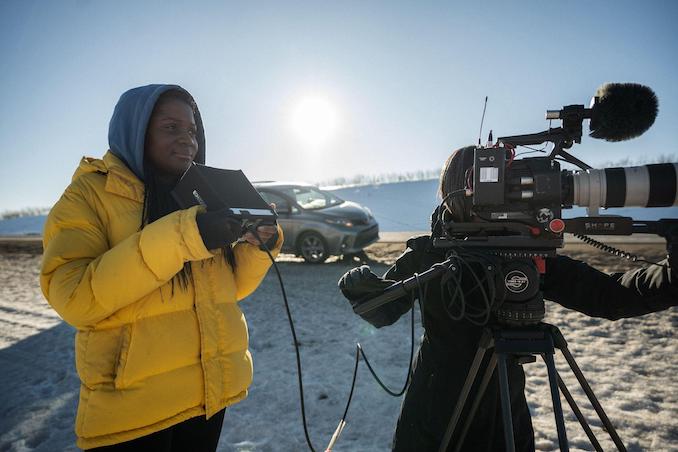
40 151 283 449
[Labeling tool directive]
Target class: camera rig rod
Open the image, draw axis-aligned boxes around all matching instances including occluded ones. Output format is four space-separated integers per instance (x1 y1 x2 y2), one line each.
564 217 678 236
353 259 458 316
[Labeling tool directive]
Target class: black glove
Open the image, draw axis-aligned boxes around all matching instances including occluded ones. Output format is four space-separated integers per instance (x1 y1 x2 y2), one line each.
339 266 402 327
338 265 395 306
659 221 678 276
196 209 243 250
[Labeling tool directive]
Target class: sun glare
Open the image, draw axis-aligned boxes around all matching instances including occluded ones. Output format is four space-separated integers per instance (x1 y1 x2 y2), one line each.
290 96 338 147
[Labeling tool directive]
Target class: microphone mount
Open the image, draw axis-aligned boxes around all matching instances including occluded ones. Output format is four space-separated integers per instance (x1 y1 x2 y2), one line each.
497 104 595 171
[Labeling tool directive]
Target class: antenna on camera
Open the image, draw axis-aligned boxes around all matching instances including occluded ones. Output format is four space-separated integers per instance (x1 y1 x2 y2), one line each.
478 96 488 146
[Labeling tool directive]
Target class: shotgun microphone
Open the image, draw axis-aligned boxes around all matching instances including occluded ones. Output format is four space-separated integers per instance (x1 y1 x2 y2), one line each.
589 82 659 142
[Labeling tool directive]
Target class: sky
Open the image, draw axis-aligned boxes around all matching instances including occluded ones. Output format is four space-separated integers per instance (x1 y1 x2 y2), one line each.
1 0 677 212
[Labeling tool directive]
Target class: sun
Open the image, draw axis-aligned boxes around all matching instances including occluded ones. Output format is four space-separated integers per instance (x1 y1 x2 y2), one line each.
290 96 338 147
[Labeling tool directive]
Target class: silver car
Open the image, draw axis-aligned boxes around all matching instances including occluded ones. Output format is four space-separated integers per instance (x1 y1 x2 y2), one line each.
254 182 379 263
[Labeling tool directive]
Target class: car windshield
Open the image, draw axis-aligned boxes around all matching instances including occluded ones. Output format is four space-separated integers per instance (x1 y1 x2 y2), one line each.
281 187 344 210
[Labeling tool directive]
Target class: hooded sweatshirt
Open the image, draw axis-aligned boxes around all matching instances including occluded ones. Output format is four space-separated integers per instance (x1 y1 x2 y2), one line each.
40 84 283 449
108 84 206 181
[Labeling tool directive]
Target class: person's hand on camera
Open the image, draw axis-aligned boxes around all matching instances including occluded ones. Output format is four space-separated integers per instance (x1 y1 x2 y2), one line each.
196 209 243 250
242 203 279 250
338 265 395 306
243 224 278 247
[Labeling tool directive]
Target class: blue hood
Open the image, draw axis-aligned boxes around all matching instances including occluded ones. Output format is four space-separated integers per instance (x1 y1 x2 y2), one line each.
107 84 206 181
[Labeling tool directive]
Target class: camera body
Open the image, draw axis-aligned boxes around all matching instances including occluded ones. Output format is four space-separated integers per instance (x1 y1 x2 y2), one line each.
472 148 564 238
459 144 678 246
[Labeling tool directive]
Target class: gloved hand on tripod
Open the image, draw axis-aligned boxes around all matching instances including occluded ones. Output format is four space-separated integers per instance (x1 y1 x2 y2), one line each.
339 265 397 327
660 222 678 279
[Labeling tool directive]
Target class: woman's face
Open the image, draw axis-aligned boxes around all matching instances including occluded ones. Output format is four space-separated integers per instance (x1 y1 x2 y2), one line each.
145 98 198 181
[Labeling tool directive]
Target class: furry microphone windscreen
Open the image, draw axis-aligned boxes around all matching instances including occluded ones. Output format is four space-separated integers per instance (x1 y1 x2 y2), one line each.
589 82 658 142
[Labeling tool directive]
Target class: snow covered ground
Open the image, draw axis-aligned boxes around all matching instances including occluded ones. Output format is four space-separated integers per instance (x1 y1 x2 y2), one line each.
1 243 676 451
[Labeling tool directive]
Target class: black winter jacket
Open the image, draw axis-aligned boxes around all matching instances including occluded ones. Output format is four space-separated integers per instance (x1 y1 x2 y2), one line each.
363 235 677 452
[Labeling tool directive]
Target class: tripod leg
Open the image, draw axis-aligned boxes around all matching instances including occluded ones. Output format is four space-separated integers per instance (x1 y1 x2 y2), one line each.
439 330 493 452
542 352 569 452
558 344 627 452
453 354 498 452
557 374 603 452
497 353 516 452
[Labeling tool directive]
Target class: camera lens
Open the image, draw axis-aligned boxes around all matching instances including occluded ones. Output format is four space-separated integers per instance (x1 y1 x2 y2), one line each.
567 163 678 208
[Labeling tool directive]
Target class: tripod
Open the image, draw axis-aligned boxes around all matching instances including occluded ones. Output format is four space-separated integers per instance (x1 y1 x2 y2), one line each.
438 323 627 452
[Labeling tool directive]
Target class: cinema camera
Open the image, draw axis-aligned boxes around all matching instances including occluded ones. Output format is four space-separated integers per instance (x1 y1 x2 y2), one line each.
455 82 675 247
355 83 678 326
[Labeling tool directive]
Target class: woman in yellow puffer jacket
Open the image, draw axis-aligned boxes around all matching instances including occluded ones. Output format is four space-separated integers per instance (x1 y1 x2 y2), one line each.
40 84 283 451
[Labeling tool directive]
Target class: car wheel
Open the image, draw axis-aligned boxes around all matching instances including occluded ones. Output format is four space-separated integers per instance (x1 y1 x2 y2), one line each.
298 232 328 264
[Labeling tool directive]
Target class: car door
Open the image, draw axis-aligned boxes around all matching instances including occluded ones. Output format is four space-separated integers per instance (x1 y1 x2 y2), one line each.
257 189 300 252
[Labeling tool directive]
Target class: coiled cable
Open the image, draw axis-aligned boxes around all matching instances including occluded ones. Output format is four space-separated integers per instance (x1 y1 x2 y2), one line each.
573 233 665 266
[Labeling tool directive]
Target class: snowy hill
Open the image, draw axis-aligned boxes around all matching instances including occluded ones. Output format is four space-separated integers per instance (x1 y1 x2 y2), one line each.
0 215 47 236
1 179 677 235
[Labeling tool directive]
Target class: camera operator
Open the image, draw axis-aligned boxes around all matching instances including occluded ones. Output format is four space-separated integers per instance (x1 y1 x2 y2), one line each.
338 146 678 452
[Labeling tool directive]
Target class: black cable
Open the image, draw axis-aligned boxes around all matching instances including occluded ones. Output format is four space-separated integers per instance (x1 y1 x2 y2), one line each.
439 250 497 326
574 233 667 266
324 270 423 452
515 144 548 156
250 226 423 451
441 254 468 321
249 227 317 452
252 225 519 448
341 345 361 421
356 278 419 397
461 262 494 326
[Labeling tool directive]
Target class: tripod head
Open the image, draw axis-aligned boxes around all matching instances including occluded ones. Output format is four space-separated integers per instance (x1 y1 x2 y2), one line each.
353 242 547 328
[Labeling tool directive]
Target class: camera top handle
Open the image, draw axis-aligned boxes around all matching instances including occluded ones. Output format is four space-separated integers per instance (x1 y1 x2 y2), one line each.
498 104 593 171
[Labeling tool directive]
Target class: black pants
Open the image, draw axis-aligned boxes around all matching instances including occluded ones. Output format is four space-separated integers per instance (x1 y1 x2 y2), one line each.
87 409 226 452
